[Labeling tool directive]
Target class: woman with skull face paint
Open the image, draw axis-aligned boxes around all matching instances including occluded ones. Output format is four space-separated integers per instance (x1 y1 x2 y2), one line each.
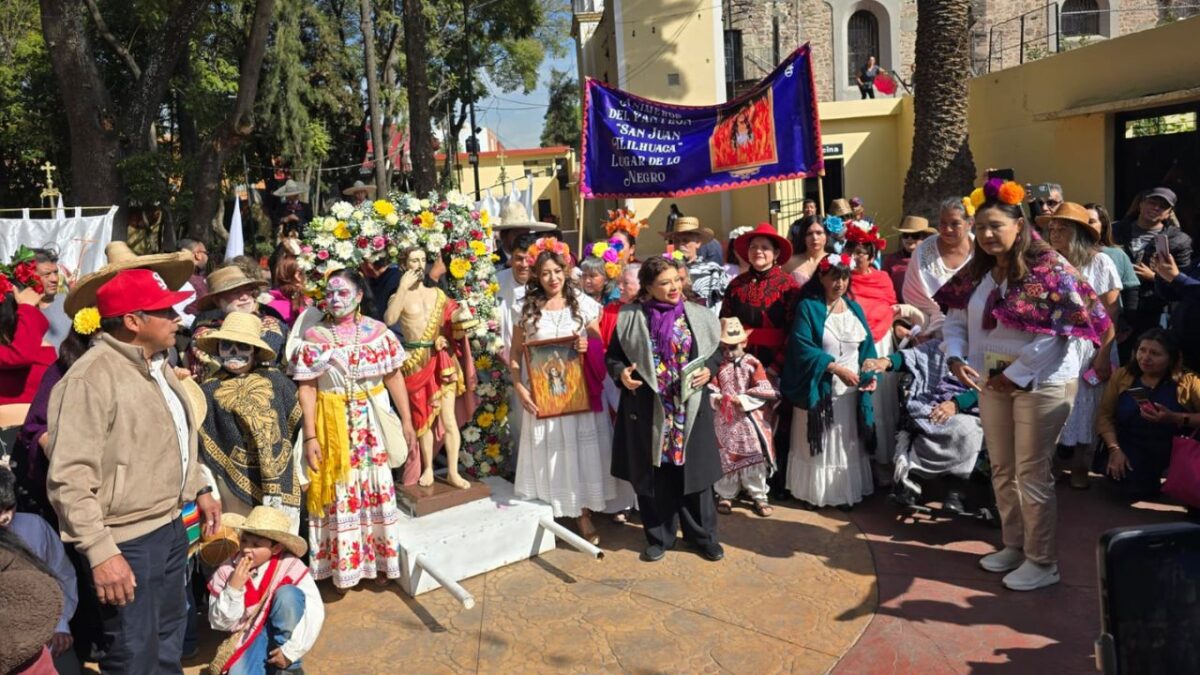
196 312 303 530
290 270 417 590
189 265 286 381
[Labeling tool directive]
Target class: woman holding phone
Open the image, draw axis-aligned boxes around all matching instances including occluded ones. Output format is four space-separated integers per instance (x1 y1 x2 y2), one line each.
1097 329 1200 499
939 179 1110 592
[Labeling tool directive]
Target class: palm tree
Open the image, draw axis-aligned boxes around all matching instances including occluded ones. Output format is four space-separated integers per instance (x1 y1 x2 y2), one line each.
902 0 977 218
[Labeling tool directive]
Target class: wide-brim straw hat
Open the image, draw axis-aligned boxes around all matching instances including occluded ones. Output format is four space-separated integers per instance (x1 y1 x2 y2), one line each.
341 180 377 197
1035 201 1098 242
719 317 753 345
65 241 194 318
194 311 276 362
199 513 245 567
494 201 555 232
897 215 935 235
734 222 792 266
829 198 853 217
272 179 307 198
196 266 268 311
179 376 207 423
660 216 715 243
235 506 307 557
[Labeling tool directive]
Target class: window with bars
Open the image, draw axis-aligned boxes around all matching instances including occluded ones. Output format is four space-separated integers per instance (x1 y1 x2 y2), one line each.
848 11 880 86
725 29 745 82
1062 0 1101 37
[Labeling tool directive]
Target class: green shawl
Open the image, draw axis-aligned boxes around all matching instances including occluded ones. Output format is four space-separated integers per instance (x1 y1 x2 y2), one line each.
782 295 877 455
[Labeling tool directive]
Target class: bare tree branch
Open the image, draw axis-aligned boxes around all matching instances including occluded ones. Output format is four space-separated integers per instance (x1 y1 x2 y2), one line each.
82 0 142 79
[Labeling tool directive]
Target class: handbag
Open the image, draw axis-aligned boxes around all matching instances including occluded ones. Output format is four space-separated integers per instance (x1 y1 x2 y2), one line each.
1162 429 1200 508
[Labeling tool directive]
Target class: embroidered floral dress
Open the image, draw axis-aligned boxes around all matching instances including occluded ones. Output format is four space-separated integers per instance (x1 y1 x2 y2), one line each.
652 314 694 465
291 323 408 589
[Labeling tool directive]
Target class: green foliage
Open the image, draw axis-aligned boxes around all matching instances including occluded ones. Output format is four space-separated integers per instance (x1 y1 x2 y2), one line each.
539 68 579 151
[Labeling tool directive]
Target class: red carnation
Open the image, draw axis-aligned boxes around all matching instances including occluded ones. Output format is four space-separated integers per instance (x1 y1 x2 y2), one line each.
0 275 12 298
471 230 483 240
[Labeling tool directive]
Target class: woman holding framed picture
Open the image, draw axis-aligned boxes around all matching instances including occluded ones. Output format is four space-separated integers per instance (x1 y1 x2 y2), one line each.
508 239 616 545
606 256 723 563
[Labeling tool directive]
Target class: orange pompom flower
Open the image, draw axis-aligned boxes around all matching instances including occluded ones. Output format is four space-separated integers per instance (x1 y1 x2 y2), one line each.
997 181 1026 206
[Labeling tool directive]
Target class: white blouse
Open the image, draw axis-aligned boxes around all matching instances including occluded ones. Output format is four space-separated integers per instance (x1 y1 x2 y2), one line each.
942 273 1084 388
902 235 972 332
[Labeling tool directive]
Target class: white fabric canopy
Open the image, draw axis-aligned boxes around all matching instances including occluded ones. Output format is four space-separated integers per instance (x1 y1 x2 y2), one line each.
0 206 116 278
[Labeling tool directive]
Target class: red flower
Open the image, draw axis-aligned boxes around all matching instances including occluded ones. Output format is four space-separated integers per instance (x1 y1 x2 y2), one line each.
0 275 12 298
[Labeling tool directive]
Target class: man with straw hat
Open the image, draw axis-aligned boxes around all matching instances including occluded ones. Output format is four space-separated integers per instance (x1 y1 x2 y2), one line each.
196 312 302 531
341 179 377 207
493 200 556 269
48 267 220 673
661 216 728 308
883 215 936 299
271 179 313 237
189 265 285 380
207 506 324 675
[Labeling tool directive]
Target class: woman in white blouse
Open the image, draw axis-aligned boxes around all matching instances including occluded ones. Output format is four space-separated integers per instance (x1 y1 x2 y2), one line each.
902 198 974 333
938 185 1110 593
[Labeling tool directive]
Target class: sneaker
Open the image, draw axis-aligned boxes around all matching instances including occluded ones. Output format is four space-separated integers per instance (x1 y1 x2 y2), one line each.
1002 560 1060 591
641 545 667 562
979 547 1025 573
697 542 725 562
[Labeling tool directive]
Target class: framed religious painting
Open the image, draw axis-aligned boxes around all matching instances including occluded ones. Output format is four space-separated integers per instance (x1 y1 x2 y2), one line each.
523 335 591 419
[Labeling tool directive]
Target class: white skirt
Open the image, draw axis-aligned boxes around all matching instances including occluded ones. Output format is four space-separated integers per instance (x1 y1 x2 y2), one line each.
1060 379 1103 446
515 409 616 517
787 396 875 507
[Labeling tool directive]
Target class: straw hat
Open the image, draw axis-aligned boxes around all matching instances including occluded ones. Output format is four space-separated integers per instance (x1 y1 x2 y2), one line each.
660 216 715 243
65 241 194 318
494 201 555 232
341 180 377 197
719 317 753 345
199 513 245 567
194 311 276 362
1035 201 1098 242
272 179 307 198
734 222 792 265
829 199 853 217
235 506 307 557
897 215 935 235
196 266 268 311
179 376 207 423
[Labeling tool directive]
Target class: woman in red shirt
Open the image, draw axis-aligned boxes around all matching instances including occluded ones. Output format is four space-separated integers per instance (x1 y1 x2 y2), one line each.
0 249 55 428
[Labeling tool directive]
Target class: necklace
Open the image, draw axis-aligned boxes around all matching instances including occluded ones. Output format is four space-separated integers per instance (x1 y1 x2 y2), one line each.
326 315 363 420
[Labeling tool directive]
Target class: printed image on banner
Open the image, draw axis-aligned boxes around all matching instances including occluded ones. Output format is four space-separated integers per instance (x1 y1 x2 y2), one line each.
582 44 823 199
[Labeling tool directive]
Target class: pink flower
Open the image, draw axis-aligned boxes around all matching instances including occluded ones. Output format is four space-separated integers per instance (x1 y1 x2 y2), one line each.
316 249 330 260
301 245 313 254
372 236 387 250
602 249 619 263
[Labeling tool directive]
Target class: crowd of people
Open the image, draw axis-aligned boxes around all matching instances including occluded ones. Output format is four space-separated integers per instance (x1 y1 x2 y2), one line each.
0 176 1195 673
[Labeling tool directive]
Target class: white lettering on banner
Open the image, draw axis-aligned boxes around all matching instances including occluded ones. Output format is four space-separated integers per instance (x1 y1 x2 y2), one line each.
623 171 667 187
610 155 647 167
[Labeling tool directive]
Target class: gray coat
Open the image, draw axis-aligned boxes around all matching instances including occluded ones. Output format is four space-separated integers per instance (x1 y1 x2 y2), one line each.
605 301 723 495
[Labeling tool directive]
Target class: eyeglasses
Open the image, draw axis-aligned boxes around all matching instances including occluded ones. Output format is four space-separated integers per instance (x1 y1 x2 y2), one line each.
1044 199 1062 209
900 233 924 240
136 308 177 321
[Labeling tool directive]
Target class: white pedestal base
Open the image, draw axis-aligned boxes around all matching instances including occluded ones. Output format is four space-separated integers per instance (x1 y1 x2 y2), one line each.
395 477 589 602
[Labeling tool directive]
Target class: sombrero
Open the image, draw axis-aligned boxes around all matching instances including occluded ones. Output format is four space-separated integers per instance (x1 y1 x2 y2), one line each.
235 506 307 557
341 180 377 197
660 216 715 243
65 241 194 318
272 179 307 198
493 201 556 232
194 311 276 362
196 266 268 311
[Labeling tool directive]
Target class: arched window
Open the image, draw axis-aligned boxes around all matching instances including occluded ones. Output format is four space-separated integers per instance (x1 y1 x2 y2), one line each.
848 10 880 86
1062 0 1101 37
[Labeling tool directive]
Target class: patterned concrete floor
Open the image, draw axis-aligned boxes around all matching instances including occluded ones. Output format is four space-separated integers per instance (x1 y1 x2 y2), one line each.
184 501 877 674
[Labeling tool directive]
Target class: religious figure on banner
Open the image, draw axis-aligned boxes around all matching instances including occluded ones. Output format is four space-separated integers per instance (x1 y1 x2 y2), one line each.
710 90 779 174
384 247 479 489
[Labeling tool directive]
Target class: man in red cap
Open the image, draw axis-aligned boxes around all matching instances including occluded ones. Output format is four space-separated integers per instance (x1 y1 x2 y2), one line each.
47 268 221 673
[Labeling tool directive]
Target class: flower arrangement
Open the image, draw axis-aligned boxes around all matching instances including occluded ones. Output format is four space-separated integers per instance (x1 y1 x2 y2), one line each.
385 190 510 478
844 219 887 250
296 200 393 302
818 252 853 272
0 246 44 299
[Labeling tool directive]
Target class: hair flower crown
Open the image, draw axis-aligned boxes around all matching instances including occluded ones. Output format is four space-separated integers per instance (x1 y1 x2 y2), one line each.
822 214 846 236
604 208 646 239
844 219 886 249
526 237 570 263
979 178 1026 206
818 253 852 273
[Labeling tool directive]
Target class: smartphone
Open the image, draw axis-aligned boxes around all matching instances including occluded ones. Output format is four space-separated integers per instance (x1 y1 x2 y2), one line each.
1155 234 1170 257
1128 387 1150 403
986 167 1015 182
1096 523 1200 674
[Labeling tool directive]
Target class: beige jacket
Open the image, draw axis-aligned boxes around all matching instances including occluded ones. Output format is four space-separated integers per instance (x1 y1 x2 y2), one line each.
47 334 205 567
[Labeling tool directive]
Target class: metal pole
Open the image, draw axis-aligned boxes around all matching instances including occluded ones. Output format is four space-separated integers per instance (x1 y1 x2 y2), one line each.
1019 15 1025 64
412 554 476 609
1053 2 1061 53
538 517 604 559
464 0 481 201
771 0 780 66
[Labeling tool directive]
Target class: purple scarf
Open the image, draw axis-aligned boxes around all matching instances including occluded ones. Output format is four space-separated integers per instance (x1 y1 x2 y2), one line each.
643 299 685 365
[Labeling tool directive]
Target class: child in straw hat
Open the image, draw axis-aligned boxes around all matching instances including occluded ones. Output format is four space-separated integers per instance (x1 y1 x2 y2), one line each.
207 506 324 675
709 318 779 517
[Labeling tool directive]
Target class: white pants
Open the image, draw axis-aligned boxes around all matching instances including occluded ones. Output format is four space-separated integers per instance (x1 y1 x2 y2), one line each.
714 462 770 501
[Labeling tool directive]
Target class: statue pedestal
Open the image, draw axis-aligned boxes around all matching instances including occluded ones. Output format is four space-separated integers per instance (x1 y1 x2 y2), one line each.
394 478 598 602
397 478 492 518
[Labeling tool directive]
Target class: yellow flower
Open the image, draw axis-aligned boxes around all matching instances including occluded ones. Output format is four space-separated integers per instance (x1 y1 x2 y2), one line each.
373 199 394 217
419 210 436 229
332 221 351 240
485 443 501 459
479 210 490 227
496 403 509 420
469 240 487 256
72 306 101 335
604 262 621 279
449 258 471 279
487 282 499 296
490 254 500 263
476 411 495 428
475 354 493 370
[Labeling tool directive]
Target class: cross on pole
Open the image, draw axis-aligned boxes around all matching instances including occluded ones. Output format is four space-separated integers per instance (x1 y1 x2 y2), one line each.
40 161 60 203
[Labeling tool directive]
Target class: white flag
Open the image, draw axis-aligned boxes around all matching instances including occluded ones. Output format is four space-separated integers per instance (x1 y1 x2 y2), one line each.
225 199 244 261
55 195 65 221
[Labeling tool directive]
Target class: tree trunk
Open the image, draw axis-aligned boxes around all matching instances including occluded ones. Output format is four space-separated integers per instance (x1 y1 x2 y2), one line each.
38 0 127 237
361 0 388 194
187 0 278 239
403 0 435 193
902 0 977 220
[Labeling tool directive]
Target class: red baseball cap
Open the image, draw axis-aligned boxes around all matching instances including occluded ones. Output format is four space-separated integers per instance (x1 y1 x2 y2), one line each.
96 268 193 318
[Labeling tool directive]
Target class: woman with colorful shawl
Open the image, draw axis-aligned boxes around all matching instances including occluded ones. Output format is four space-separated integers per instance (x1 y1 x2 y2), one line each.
781 253 878 509
938 179 1110 593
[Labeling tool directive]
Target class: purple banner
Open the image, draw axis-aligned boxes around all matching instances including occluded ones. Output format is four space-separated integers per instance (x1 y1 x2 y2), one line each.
581 45 823 199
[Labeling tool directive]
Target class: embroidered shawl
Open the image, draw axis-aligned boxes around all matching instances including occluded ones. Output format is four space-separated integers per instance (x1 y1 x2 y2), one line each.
933 248 1111 345
208 553 309 673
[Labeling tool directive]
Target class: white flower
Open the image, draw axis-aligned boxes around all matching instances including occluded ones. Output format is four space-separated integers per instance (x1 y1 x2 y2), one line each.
419 198 431 209
324 260 345 274
360 220 381 237
330 202 353 219
314 234 335 249
476 383 496 398
460 451 475 467
334 241 355 260
385 213 399 226
351 210 364 222
463 427 481 443
297 257 314 272
322 216 338 232
427 233 447 250
404 197 421 213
